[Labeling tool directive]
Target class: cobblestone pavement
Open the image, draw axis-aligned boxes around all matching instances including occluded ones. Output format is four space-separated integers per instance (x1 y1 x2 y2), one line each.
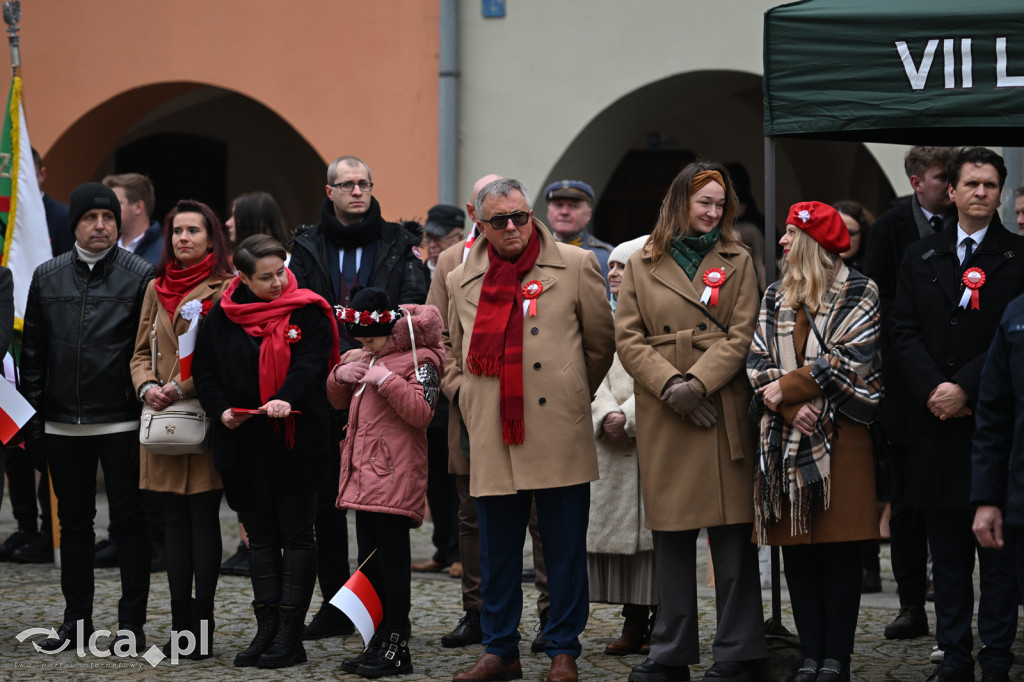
0 494 1022 680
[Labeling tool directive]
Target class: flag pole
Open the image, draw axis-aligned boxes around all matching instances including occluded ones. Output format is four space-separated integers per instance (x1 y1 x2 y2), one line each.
2 1 20 77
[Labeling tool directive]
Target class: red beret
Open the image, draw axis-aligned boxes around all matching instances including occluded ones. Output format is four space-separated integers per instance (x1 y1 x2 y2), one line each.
786 201 849 255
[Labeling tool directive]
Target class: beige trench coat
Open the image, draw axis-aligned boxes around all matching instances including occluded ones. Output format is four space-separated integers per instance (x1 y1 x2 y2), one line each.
447 221 615 497
615 241 760 531
428 242 469 476
130 275 230 495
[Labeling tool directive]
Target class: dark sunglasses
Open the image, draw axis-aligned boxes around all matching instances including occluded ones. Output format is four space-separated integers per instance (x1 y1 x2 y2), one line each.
479 211 530 230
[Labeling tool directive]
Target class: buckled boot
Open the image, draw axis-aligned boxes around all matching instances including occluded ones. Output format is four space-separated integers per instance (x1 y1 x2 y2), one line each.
341 630 384 674
354 628 413 678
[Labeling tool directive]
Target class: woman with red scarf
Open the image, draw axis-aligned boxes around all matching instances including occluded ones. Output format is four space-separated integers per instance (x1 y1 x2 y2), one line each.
131 199 233 659
192 234 339 669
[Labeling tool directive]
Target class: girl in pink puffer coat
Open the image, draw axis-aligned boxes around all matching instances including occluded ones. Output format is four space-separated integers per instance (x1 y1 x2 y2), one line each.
327 287 445 679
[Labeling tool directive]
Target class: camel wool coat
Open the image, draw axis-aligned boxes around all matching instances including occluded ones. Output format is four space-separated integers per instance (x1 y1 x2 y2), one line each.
446 220 615 497
615 240 760 531
131 275 230 495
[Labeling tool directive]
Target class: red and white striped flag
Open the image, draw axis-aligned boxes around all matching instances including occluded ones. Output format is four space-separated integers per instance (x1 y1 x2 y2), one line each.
330 569 383 646
0 369 33 443
178 316 199 381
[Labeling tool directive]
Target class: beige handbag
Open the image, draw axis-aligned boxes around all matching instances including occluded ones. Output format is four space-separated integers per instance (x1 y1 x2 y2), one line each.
138 315 211 455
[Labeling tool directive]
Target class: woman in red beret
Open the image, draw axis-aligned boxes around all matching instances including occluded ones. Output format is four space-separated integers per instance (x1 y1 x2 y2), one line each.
747 201 883 682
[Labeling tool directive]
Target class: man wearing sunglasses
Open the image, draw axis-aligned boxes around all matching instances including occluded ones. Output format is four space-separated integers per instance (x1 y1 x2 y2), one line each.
289 155 428 642
448 178 614 682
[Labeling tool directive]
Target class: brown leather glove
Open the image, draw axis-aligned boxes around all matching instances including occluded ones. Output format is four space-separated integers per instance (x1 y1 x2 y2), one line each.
661 379 704 417
688 399 718 428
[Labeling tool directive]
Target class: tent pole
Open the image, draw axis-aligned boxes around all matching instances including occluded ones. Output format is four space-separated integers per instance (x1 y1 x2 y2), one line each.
765 136 777 285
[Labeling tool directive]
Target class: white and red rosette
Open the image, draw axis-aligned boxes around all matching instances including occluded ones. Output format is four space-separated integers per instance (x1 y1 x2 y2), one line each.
960 267 986 310
700 268 726 306
522 280 543 317
285 324 302 343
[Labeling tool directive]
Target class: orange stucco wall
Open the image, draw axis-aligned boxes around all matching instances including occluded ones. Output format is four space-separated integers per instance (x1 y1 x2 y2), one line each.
6 0 439 219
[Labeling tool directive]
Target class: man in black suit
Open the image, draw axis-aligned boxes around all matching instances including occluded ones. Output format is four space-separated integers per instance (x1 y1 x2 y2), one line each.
864 146 954 641
891 147 1024 682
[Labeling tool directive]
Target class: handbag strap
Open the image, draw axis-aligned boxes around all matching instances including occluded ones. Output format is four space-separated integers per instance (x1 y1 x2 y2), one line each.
679 295 729 333
150 319 182 385
802 304 829 353
402 306 419 383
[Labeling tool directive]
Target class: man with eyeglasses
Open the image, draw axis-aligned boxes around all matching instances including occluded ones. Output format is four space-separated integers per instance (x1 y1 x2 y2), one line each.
447 178 614 682
289 155 428 642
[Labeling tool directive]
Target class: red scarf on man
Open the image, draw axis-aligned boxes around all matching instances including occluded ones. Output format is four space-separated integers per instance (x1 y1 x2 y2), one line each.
154 252 219 320
466 230 541 444
220 270 340 447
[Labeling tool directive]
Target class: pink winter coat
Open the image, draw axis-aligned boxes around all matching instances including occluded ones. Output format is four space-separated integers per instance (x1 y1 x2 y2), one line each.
328 304 445 526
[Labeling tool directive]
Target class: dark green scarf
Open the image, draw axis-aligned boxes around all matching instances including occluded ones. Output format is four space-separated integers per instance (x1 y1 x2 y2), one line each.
669 228 720 280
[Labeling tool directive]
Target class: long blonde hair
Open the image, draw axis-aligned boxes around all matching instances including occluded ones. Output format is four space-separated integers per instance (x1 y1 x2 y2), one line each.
647 161 740 265
778 227 840 313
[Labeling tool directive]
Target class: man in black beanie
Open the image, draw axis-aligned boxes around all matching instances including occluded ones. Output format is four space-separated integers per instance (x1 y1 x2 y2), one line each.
20 182 155 655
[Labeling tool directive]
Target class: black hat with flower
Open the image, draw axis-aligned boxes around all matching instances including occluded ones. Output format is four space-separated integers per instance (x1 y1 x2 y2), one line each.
335 286 403 337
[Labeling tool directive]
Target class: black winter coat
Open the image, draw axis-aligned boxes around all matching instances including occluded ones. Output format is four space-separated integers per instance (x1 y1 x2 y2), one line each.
191 285 333 512
971 293 1024 526
290 197 427 353
891 218 1024 508
21 247 154 430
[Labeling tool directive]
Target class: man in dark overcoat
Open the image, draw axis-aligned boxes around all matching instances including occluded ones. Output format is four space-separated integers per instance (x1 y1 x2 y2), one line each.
891 147 1024 682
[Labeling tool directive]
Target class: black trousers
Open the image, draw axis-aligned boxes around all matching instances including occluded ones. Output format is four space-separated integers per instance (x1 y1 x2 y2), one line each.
425 424 459 565
355 510 412 633
46 431 150 625
782 541 863 662
313 444 349 607
5 444 49 534
160 489 223 604
888 447 929 607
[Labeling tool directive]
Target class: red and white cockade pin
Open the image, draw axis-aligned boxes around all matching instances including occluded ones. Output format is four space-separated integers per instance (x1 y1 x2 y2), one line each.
700 268 726 306
960 267 986 310
522 280 543 317
285 324 302 343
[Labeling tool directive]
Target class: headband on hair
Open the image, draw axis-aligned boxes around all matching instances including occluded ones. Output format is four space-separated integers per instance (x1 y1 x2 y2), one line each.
691 170 725 193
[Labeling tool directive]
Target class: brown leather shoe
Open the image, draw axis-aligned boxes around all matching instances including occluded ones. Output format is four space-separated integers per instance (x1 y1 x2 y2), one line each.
411 558 446 572
547 654 578 682
449 561 464 578
453 653 523 681
604 616 648 655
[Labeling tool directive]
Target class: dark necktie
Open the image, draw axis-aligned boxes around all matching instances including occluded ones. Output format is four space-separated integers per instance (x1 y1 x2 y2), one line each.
929 215 943 233
341 248 358 286
961 237 975 274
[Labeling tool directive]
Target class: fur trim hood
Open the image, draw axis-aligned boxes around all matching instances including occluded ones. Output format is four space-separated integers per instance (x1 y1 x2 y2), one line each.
375 303 444 366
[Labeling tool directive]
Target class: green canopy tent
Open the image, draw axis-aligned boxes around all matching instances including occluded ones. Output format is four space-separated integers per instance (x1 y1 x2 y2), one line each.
762 0 1024 282
759 0 1024 626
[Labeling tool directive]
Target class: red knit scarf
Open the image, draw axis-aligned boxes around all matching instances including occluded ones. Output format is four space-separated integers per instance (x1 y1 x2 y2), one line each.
220 270 340 447
154 252 219 320
466 231 540 444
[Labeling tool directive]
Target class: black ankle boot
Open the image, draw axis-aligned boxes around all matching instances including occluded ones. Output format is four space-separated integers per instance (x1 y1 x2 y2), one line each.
342 630 384 673
256 604 308 668
234 601 279 667
354 629 413 679
162 598 193 658
187 598 214 660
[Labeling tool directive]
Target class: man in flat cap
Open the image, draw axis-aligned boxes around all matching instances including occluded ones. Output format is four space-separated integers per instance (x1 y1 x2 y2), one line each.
423 204 466 277
545 180 613 281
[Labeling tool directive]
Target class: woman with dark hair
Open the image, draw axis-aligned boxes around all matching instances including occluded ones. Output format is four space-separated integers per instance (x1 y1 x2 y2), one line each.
832 200 875 273
616 161 767 682
225 192 289 255
192 234 339 669
131 199 234 658
748 201 882 681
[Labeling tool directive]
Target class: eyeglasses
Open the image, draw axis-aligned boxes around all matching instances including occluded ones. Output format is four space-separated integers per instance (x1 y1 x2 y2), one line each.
479 211 530 230
329 181 373 193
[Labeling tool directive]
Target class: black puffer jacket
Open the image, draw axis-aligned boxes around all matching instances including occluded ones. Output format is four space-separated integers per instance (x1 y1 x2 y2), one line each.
290 196 427 353
20 247 154 430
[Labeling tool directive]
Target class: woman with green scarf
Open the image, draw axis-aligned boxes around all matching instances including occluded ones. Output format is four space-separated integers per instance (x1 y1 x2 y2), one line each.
616 161 766 682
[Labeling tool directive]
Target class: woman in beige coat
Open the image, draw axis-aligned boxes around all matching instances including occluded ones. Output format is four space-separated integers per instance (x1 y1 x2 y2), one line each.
588 235 657 657
616 162 766 682
131 199 233 658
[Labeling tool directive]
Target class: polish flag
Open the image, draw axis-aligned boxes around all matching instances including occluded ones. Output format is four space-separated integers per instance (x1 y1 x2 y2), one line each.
178 316 200 381
330 569 383 646
0 370 34 444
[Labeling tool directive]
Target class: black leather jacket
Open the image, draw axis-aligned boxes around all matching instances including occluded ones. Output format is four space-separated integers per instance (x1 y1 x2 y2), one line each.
20 247 155 429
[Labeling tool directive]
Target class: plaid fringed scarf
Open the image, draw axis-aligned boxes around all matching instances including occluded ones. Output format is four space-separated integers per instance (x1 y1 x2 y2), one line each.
746 264 883 542
466 232 541 444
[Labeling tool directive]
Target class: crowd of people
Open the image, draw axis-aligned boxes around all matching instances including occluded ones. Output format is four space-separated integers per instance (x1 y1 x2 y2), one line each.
4 146 1024 682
